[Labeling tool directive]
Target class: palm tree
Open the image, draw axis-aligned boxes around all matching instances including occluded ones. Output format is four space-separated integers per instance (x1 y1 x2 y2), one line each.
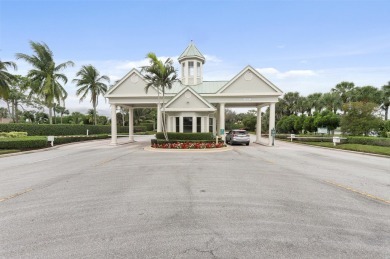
141 52 178 140
15 41 74 124
331 81 355 104
73 65 110 125
321 92 342 113
306 93 323 115
380 82 390 120
54 105 69 124
0 60 17 99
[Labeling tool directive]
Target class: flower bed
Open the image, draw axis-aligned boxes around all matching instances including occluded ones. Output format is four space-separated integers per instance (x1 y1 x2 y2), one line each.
152 141 226 149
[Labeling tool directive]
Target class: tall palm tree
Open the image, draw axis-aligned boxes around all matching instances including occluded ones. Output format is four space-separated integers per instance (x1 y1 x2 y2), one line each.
306 93 323 115
15 41 74 124
141 52 178 140
380 82 390 120
73 65 110 125
321 92 342 113
0 60 17 99
331 81 355 104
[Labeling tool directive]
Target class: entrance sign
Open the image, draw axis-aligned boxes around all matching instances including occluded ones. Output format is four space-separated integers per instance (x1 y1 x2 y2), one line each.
333 137 340 146
318 127 327 134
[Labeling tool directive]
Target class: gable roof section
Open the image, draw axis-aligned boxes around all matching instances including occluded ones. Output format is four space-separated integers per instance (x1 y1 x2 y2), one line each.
105 68 158 97
217 65 283 94
165 86 216 111
165 81 228 94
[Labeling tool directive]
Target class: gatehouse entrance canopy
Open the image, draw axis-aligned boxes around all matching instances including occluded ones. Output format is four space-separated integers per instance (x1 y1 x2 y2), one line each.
105 42 283 145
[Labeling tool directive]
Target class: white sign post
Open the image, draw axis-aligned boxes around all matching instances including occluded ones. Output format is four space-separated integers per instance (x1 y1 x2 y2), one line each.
290 134 295 142
47 136 54 147
333 136 340 146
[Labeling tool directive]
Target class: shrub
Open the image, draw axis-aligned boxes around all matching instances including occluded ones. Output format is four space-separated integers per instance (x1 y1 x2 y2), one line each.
0 131 28 138
139 123 154 131
134 126 147 133
0 124 128 136
54 134 109 144
155 132 214 141
346 136 390 147
0 136 47 149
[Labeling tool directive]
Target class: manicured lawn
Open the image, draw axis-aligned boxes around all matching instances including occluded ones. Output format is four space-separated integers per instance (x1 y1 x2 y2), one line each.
0 149 20 155
301 142 390 156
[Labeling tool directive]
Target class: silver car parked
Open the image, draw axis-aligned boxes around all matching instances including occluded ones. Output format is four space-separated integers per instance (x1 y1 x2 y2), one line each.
225 130 250 145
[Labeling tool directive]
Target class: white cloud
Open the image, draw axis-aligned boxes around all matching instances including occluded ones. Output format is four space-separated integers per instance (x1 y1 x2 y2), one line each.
256 67 317 78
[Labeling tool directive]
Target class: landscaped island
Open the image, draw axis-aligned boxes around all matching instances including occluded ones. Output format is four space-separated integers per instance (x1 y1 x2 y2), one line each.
151 132 226 149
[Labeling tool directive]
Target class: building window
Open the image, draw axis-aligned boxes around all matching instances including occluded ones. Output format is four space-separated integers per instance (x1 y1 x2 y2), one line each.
197 62 201 77
209 118 213 133
197 117 202 132
189 61 194 76
183 117 193 133
182 63 185 78
176 117 180 132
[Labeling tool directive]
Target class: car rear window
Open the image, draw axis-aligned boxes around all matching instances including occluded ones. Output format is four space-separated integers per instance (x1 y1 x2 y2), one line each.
233 131 247 135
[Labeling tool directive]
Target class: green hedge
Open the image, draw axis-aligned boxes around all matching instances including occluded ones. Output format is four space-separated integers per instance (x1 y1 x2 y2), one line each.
0 124 128 136
155 132 214 140
54 134 109 144
346 136 390 147
139 123 154 131
134 126 147 133
0 131 28 138
0 135 110 149
0 136 47 149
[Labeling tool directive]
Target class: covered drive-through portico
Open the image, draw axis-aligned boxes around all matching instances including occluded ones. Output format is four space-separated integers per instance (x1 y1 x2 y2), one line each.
105 43 282 146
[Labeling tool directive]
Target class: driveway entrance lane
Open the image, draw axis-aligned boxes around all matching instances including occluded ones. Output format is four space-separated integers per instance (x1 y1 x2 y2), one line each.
0 138 389 258
245 141 390 201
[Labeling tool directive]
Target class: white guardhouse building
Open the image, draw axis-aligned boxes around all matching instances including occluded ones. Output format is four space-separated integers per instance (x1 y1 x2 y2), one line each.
105 43 283 145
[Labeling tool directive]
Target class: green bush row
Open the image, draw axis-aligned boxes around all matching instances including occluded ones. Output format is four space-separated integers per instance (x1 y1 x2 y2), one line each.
0 124 129 136
0 136 47 149
0 131 28 138
0 135 110 149
134 126 147 133
53 134 109 144
138 123 154 131
155 132 214 140
346 136 390 147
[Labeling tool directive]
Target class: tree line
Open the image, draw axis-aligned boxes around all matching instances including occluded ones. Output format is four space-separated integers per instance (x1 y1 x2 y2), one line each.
0 41 110 125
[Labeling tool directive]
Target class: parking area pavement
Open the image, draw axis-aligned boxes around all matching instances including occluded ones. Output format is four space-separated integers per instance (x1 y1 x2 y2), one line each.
0 136 389 258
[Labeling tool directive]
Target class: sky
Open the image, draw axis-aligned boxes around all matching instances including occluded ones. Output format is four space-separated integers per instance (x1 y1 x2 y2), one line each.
1 0 390 116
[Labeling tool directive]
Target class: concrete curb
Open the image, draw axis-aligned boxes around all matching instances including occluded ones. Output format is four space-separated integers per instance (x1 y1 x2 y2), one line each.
0 138 113 158
144 145 233 153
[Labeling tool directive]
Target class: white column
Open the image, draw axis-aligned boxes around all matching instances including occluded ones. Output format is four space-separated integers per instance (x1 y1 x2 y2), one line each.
256 105 262 143
219 103 225 140
129 107 134 142
110 104 117 145
185 61 189 85
192 116 197 133
194 62 198 85
179 116 184 133
206 116 210 133
157 103 162 132
269 102 276 146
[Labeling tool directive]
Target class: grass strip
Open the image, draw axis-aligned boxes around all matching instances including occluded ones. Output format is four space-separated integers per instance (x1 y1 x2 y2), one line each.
0 149 20 155
301 142 390 156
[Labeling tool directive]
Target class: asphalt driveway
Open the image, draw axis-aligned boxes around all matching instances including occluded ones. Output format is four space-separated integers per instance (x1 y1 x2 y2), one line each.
0 136 389 258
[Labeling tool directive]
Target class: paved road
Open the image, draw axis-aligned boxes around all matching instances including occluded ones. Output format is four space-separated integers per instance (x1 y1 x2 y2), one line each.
0 136 389 258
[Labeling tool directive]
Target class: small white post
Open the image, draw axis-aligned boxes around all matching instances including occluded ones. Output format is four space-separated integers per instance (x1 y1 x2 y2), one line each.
86 129 89 136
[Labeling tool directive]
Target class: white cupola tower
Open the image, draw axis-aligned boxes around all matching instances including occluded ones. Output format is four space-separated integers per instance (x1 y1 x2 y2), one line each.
178 42 206 86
